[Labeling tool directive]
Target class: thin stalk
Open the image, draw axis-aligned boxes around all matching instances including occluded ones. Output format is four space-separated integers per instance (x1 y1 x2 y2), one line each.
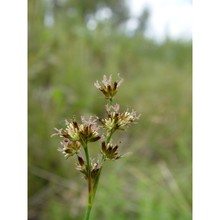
84 144 93 220
84 145 92 195
84 98 114 219
106 130 113 144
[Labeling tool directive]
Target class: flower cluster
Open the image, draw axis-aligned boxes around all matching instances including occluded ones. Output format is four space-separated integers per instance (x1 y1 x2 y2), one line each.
98 104 140 133
94 74 123 100
58 139 81 159
77 156 101 180
101 141 121 160
52 117 100 159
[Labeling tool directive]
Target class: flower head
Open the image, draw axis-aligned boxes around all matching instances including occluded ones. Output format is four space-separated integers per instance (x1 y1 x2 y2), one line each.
101 141 121 160
77 158 101 180
59 117 100 143
98 104 140 132
94 74 124 100
58 139 81 159
52 117 101 158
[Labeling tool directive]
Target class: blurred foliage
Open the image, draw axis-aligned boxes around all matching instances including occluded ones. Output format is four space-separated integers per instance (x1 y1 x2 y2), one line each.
28 0 192 219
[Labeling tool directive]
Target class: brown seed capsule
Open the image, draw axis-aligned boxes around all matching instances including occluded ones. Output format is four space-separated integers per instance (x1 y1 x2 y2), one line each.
77 156 85 167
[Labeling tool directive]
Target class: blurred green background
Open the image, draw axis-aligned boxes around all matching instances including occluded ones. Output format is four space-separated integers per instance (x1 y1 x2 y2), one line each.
28 0 192 219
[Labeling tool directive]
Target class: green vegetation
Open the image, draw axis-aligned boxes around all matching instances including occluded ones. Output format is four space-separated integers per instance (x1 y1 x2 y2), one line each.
29 0 191 219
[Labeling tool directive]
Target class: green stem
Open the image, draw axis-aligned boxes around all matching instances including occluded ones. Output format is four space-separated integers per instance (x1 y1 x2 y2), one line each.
106 130 113 144
84 202 92 220
84 98 114 219
84 144 93 220
84 146 92 194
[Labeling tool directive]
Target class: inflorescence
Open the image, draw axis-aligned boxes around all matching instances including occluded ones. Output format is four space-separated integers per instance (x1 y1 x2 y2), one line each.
53 74 140 165
52 74 140 219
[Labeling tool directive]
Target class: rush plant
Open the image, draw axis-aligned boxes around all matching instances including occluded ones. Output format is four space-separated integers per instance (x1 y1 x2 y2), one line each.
52 75 140 220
